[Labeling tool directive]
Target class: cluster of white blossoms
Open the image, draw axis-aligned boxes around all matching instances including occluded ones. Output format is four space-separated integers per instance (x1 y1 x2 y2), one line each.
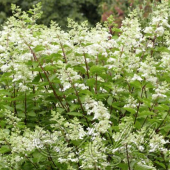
0 0 170 169
124 96 138 108
152 82 169 100
144 0 170 37
64 117 86 140
83 95 110 120
138 58 158 84
58 67 81 91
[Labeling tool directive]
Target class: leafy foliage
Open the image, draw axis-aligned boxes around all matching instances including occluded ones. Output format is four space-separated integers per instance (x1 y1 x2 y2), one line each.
0 0 162 30
0 1 170 169
0 0 101 29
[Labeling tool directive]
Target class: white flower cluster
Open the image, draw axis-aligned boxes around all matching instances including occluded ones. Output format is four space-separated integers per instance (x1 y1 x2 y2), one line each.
138 59 157 85
58 67 82 91
10 131 35 154
83 95 110 120
64 117 86 140
124 96 138 108
152 82 169 100
144 0 170 37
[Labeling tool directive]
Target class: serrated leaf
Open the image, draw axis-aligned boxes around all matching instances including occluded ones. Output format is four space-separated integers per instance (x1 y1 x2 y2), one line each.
124 107 136 114
73 66 86 74
112 103 121 110
70 104 79 112
33 45 45 52
140 111 155 116
67 112 82 117
160 124 170 131
154 104 169 111
79 90 92 96
155 161 166 169
130 80 141 88
94 93 109 100
90 65 105 75
0 145 11 154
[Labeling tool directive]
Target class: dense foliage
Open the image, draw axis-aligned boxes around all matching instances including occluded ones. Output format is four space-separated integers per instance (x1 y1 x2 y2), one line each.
0 1 170 169
101 0 161 27
0 0 101 29
0 0 161 30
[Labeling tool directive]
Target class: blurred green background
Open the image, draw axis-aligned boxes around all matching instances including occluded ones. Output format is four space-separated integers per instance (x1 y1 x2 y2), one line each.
0 0 160 29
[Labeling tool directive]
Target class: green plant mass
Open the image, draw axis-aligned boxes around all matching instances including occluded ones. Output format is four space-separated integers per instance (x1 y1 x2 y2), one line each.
0 0 101 29
0 1 170 169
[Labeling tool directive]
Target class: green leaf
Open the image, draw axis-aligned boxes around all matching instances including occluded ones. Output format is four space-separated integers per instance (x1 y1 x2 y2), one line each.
86 78 95 86
16 104 25 111
146 82 154 89
155 161 166 169
130 80 141 88
154 47 170 53
0 112 4 118
154 104 169 111
0 121 6 128
107 96 113 106
0 145 11 154
27 10 34 15
118 163 128 170
90 65 105 75
81 42 93 46
57 108 65 113
79 89 92 96
3 105 14 111
70 104 79 112
32 62 39 68
86 115 93 121
112 103 121 110
139 111 155 116
67 112 82 117
27 112 36 117
33 45 45 52
124 107 136 114
160 124 170 131
134 121 141 129
32 150 45 163
94 93 109 100
49 74 56 81
73 66 86 74
17 112 26 118
33 75 41 82
134 163 155 170
22 162 34 170
141 98 152 107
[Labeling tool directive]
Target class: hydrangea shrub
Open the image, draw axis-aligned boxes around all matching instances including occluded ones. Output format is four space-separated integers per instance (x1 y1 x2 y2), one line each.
0 1 170 170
